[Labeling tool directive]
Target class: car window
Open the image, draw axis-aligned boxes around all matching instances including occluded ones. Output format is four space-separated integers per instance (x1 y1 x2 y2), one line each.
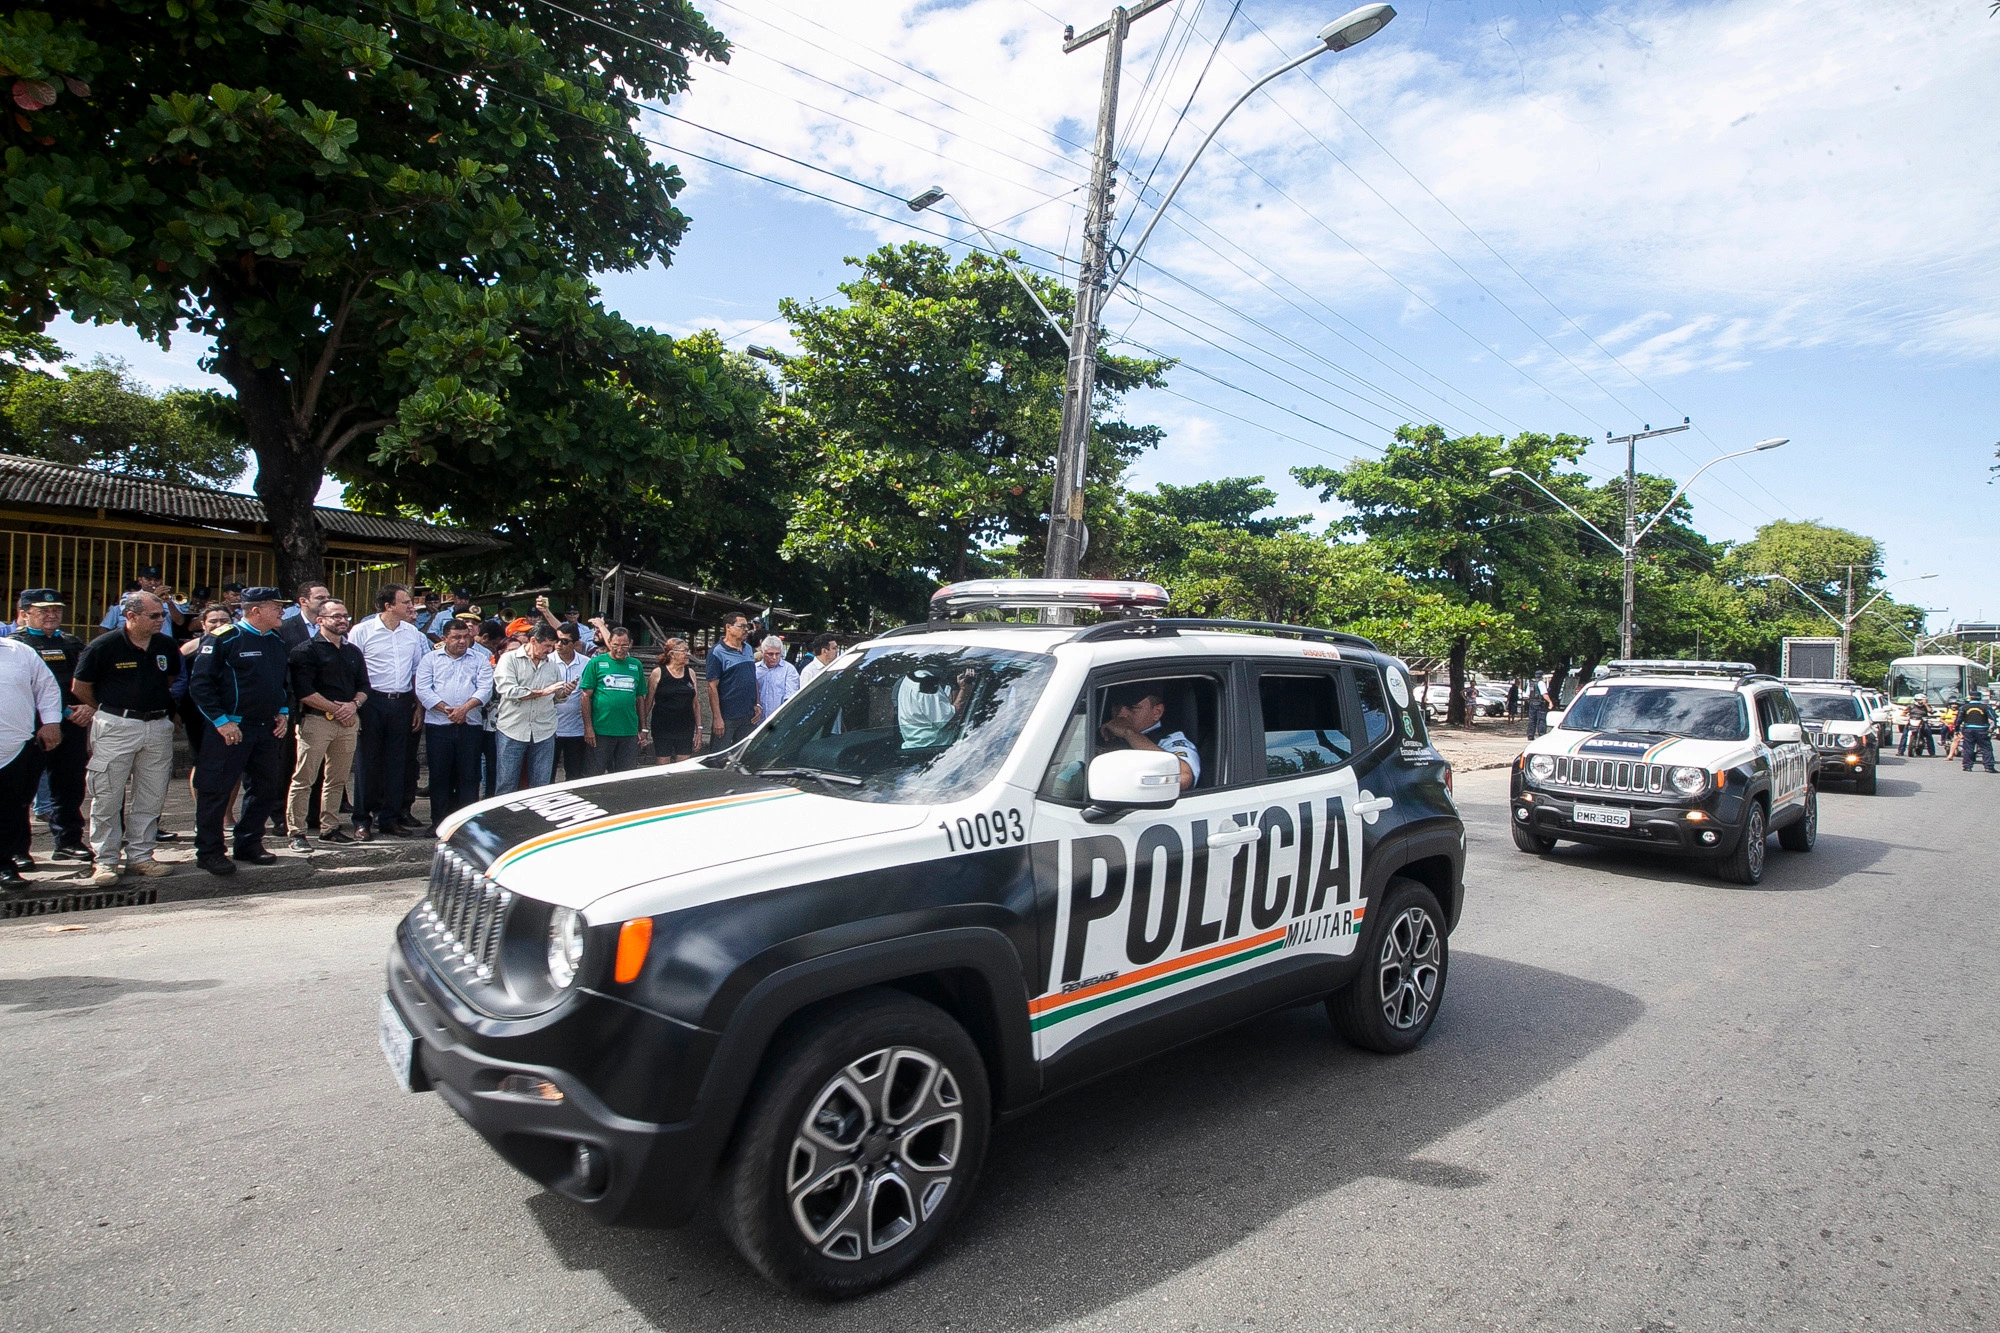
1795 693 1863 722
1351 666 1396 747
1754 691 1786 739
1560 685 1749 741
1038 701 1090 801
736 645 1054 803
1039 674 1223 801
1257 673 1352 777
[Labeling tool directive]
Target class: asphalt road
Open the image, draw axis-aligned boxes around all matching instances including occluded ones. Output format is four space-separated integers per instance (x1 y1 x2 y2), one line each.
2 754 1995 1331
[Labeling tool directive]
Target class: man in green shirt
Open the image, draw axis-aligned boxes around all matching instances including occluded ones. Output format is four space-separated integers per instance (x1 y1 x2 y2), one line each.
580 626 650 775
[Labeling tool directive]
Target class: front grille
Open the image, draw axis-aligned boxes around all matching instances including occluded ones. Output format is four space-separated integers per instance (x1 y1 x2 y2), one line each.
413 845 513 985
1549 755 1669 796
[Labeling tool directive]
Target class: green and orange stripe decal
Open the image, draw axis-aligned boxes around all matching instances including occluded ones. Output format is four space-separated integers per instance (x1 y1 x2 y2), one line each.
1026 912 1362 1032
488 789 801 873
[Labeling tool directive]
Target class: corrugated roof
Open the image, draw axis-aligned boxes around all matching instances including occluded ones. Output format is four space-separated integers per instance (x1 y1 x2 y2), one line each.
0 454 506 553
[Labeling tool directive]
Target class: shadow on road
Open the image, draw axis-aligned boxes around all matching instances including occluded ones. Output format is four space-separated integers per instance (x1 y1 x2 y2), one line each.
527 951 1641 1331
0 973 222 1014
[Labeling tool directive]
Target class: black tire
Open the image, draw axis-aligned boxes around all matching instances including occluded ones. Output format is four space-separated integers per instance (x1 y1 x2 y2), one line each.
1854 762 1877 795
713 990 991 1297
1328 877 1449 1054
1777 787 1817 852
1715 800 1768 885
1510 820 1558 854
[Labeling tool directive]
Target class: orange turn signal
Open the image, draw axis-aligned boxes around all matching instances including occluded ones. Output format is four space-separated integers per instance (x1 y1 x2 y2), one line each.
614 917 654 983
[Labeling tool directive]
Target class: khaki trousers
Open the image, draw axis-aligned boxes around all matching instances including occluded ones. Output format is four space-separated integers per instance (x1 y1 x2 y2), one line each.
289 711 359 836
86 712 175 866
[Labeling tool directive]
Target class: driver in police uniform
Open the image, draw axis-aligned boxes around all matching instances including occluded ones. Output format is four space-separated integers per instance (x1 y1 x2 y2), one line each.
1098 682 1200 790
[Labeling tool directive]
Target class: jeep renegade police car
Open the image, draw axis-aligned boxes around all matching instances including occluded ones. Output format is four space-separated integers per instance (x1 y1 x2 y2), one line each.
1783 679 1881 794
1511 660 1819 884
380 580 1464 1295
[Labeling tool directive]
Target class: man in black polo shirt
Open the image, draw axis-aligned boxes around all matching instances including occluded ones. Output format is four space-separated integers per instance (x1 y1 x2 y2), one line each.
72 589 180 883
14 588 92 862
287 599 369 850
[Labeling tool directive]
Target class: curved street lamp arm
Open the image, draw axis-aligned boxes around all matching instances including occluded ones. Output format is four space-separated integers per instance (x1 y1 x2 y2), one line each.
1100 43 1324 308
1632 444 1777 545
940 195 1070 344
1495 470 1627 557
1756 573 1844 629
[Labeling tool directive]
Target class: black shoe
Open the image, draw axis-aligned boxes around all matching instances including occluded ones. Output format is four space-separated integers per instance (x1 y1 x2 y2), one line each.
11 853 34 872
352 822 375 842
318 828 357 845
376 821 412 838
232 846 278 866
52 843 93 862
155 830 180 842
197 853 236 877
0 866 25 892
288 836 313 853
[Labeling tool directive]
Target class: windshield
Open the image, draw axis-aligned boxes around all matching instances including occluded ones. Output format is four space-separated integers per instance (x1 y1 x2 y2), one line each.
1887 663 1987 705
1794 693 1863 722
1558 685 1748 741
735 644 1054 803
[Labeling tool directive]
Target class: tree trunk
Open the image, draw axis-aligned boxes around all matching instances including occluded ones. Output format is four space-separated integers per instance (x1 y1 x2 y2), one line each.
1546 655 1573 709
217 347 329 594
1447 636 1469 726
1574 653 1603 702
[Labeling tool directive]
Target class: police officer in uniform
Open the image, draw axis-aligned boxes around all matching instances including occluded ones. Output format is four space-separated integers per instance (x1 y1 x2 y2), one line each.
15 589 93 862
1097 681 1202 790
188 586 292 875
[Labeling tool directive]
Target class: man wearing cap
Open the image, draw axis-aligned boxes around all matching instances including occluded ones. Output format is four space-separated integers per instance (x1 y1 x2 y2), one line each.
0 613 62 890
72 590 179 884
15 589 93 862
188 587 292 874
347 583 427 839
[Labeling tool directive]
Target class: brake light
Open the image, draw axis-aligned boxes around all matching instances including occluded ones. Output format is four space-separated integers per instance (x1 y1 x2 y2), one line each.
614 918 654 983
1443 764 1454 798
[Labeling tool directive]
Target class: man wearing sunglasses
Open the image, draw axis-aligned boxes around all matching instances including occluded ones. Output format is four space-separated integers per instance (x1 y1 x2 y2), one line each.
72 590 182 884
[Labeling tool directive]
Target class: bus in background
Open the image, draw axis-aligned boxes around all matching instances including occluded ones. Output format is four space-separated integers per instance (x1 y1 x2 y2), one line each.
1885 655 1992 730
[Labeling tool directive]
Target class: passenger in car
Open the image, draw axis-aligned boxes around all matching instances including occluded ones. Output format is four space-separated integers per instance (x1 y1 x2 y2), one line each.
1097 683 1201 789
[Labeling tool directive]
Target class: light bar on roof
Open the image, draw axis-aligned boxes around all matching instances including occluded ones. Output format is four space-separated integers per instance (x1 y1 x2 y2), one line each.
1605 659 1759 677
929 579 1171 621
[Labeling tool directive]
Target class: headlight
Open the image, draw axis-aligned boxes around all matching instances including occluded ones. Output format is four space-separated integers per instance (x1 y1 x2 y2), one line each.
1527 754 1555 781
1669 765 1708 796
1842 737 1861 750
547 907 585 989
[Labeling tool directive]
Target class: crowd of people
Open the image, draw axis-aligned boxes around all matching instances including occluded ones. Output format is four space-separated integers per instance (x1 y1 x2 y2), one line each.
0 569 845 895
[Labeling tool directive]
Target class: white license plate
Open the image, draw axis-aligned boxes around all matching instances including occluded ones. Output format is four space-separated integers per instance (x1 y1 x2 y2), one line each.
379 993 417 1092
1572 803 1631 829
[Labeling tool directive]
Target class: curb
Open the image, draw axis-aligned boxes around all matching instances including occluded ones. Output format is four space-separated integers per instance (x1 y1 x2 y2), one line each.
1 841 434 918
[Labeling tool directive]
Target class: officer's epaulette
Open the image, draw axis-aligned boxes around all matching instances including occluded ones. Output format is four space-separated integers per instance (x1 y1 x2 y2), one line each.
210 624 240 640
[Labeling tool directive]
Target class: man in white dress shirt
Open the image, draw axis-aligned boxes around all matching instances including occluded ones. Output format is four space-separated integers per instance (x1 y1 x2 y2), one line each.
346 583 428 839
0 629 63 890
415 618 494 831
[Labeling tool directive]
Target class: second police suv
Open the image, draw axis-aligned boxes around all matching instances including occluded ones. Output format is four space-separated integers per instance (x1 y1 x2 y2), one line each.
380 580 1465 1295
1511 660 1820 884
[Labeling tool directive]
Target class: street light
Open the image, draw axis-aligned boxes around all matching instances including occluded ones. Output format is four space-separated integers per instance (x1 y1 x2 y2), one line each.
1752 571 1935 674
1490 436 1789 658
1042 3 1396 583
907 187 1070 345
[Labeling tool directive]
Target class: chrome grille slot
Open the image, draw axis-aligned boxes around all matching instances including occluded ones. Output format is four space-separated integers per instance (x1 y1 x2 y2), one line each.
1545 755 1676 799
414 845 513 985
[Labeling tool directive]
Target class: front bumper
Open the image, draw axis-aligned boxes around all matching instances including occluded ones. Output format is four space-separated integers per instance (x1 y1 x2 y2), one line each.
1813 745 1869 777
1510 782 1745 857
384 936 725 1226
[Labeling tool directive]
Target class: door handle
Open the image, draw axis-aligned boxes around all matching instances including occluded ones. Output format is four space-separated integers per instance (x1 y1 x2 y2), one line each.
1206 824 1261 848
1353 797 1394 815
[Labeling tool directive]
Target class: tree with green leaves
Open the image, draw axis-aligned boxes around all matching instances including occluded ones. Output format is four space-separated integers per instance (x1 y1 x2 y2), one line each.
1294 424 1591 723
3 352 246 486
1122 475 1310 584
777 244 1166 590
4 0 729 587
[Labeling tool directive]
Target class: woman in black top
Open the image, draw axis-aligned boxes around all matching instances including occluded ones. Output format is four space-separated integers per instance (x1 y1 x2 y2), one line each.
649 638 700 763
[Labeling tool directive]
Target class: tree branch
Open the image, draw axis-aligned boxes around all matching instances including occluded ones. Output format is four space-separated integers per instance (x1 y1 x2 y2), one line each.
324 417 395 465
311 402 358 456
296 282 357 434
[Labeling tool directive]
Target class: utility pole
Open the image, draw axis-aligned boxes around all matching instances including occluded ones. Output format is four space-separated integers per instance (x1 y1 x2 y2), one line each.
1842 564 1856 679
1044 0 1174 583
1605 420 1690 658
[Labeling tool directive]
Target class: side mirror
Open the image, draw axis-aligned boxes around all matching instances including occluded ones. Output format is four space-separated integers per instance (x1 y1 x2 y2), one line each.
1870 707 1890 722
1083 750 1181 822
1768 723 1803 744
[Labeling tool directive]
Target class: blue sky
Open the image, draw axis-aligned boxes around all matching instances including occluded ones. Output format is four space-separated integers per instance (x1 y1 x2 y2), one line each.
55 0 1998 634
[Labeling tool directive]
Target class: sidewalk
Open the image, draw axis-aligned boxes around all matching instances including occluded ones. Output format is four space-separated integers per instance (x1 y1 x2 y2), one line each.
1427 715 1533 773
3 739 436 919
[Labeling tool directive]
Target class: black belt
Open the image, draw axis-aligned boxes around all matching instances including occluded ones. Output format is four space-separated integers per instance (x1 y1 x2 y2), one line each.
371 690 412 700
101 706 173 721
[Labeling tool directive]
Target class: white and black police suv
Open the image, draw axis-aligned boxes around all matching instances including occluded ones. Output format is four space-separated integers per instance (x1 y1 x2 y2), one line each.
1511 660 1821 885
380 579 1464 1295
1782 679 1881 794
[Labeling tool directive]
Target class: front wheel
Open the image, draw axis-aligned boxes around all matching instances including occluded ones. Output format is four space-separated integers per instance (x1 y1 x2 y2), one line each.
1777 787 1817 852
1328 877 1449 1054
1511 820 1558 854
1715 801 1768 885
714 991 991 1297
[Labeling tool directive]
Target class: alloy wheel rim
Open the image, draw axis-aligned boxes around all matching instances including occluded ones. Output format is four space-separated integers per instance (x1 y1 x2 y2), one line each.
1747 809 1766 876
1376 906 1441 1031
1804 795 1817 843
787 1046 963 1262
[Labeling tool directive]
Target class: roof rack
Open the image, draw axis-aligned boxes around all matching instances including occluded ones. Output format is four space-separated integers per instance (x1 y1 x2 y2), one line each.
1069 618 1378 650
1780 677 1861 688
1604 659 1763 678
